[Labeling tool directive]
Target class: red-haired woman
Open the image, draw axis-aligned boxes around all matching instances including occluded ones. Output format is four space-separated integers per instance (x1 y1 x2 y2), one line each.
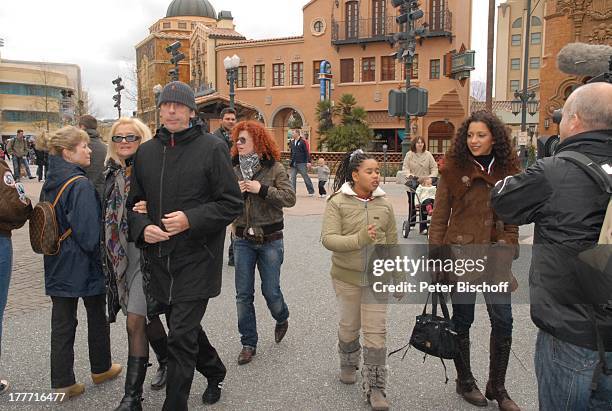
230 121 296 365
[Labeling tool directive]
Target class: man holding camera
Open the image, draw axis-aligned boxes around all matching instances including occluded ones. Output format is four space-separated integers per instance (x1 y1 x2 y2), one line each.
491 82 612 410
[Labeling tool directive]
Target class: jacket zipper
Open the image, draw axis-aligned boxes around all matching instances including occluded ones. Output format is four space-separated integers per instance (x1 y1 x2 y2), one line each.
158 144 167 258
167 255 174 304
362 200 369 284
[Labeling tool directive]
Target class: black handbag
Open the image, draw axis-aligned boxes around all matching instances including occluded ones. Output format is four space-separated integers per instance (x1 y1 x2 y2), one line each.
389 291 459 383
404 176 419 191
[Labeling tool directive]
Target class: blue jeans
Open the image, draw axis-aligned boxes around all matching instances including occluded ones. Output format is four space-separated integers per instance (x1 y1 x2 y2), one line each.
234 237 289 348
535 329 612 411
0 235 12 353
11 155 32 180
290 163 314 194
451 291 513 337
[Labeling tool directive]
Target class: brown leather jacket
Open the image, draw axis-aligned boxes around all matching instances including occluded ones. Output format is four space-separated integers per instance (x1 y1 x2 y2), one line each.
429 156 520 284
0 159 32 237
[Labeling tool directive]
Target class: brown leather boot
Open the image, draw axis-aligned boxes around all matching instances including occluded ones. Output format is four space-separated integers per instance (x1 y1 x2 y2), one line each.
361 347 389 411
338 338 360 384
485 334 520 411
454 332 488 407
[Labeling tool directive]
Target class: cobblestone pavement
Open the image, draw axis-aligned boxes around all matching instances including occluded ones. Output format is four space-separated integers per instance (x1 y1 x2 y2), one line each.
1 170 539 410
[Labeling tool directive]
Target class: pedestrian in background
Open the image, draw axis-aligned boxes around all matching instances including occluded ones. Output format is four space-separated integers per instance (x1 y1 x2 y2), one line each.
0 157 33 395
310 157 330 198
289 128 315 196
102 117 169 410
34 134 49 182
213 107 238 266
6 130 35 182
78 115 107 198
321 149 397 411
428 111 520 410
37 126 122 401
230 120 295 365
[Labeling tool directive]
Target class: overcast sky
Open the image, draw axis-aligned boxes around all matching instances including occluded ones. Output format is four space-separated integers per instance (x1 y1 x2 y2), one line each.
0 0 500 119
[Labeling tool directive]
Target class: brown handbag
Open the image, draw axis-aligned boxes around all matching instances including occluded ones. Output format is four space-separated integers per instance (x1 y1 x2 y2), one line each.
29 176 85 255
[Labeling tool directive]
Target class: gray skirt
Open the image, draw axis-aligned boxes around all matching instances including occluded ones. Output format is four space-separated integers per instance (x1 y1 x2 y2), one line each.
124 242 147 317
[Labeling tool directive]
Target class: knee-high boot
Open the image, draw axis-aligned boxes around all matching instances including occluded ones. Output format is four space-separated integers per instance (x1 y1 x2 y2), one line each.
115 356 148 411
361 347 389 411
485 333 520 411
453 331 487 407
338 338 361 384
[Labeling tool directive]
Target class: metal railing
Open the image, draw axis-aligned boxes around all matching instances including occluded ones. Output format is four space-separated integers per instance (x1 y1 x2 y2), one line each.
331 9 452 44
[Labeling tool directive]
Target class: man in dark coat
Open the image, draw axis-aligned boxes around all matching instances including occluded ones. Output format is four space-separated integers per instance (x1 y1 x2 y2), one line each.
79 115 107 198
128 81 243 410
212 107 237 266
288 128 314 196
491 82 612 410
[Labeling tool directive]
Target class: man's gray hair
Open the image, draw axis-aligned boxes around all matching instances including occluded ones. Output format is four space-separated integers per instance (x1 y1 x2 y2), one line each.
564 82 612 130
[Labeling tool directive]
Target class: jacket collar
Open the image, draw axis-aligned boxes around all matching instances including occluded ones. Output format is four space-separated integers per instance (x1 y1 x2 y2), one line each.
441 156 519 200
156 124 202 147
45 155 86 191
232 153 276 167
339 181 386 198
85 129 100 139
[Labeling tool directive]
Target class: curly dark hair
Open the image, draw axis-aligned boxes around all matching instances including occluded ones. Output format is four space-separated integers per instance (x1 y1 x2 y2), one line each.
448 111 519 173
230 120 280 161
332 149 376 193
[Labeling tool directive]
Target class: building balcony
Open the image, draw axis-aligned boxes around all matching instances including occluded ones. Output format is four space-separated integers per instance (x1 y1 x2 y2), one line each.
331 9 452 46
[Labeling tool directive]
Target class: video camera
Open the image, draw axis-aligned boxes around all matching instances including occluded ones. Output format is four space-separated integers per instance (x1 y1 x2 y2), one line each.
537 45 612 159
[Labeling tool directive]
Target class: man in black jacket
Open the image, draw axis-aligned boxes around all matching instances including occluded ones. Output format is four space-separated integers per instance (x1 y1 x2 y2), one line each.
128 81 243 410
78 115 107 198
289 129 315 196
491 82 612 410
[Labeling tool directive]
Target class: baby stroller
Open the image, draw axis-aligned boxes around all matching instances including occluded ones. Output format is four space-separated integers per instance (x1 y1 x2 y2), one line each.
401 176 437 238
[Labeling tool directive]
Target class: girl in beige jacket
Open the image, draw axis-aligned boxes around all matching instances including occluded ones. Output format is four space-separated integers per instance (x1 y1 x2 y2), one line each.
321 150 397 411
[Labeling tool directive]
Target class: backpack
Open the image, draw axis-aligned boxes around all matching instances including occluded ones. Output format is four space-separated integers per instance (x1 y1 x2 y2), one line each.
29 176 85 255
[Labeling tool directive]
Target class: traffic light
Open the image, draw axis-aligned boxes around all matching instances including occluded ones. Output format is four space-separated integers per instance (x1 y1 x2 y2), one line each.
112 77 123 117
166 41 184 81
406 87 428 116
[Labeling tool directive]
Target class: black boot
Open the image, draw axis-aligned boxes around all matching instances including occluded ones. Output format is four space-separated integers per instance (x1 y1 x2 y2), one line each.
485 334 520 411
149 337 167 390
114 356 148 411
453 332 488 407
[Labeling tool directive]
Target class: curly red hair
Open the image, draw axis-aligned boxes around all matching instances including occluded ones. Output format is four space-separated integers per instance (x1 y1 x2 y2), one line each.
230 120 280 161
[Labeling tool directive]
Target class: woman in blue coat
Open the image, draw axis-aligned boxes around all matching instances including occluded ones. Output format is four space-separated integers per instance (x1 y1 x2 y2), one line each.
38 126 121 400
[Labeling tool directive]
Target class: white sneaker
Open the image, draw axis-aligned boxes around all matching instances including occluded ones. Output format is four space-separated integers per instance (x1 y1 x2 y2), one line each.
308 193 315 197
320 194 326 198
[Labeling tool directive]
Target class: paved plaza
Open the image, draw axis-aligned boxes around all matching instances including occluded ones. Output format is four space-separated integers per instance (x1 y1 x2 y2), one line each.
1 172 539 410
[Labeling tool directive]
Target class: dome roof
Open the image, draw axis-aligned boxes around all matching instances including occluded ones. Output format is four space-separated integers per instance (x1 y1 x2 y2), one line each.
166 0 216 19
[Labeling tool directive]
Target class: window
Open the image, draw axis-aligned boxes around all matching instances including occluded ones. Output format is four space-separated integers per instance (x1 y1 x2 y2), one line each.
510 80 520 91
429 59 440 79
511 58 521 70
529 79 539 87
511 34 521 46
236 66 247 88
345 1 359 39
429 137 452 154
313 60 322 85
429 0 446 32
530 57 540 69
178 22 187 29
254 65 265 87
381 56 395 81
361 57 376 82
291 62 304 85
2 110 60 123
512 18 522 28
531 32 541 44
411 54 419 79
340 59 354 83
372 0 386 36
0 83 63 99
531 16 542 26
191 22 196 29
163 22 171 29
313 20 324 33
273 63 285 86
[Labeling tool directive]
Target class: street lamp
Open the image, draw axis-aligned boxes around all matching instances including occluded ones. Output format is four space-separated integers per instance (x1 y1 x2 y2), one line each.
382 144 388 184
153 84 163 129
224 54 240 110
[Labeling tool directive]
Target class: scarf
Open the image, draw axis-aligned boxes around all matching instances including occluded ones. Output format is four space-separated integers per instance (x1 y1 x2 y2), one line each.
104 164 131 310
239 153 261 180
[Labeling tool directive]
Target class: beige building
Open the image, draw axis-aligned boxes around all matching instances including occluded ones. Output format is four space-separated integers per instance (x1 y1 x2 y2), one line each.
495 0 544 101
137 0 474 154
0 55 83 140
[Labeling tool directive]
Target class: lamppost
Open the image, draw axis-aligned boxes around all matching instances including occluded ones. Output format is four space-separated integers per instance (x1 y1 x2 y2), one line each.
382 144 388 184
153 84 163 129
224 54 240 110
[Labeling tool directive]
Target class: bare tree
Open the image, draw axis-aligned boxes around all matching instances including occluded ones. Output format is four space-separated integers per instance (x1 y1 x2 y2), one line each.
471 80 487 101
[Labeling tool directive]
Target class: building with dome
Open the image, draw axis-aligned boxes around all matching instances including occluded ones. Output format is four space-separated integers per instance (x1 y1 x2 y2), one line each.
137 0 474 154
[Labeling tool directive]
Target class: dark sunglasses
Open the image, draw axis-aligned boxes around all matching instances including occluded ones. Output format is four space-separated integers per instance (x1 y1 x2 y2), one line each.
111 135 141 143
236 137 247 145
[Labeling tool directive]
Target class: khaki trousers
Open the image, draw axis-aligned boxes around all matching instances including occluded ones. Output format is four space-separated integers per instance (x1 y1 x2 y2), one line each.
332 278 388 349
